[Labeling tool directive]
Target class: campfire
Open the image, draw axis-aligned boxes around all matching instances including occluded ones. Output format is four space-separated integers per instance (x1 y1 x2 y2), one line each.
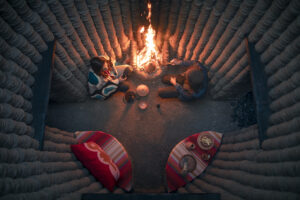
135 2 162 78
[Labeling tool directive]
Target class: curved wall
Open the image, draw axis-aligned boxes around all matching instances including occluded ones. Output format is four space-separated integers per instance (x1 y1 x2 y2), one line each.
0 0 299 199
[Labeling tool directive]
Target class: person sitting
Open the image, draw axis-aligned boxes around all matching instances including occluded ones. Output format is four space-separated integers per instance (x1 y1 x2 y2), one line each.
88 55 133 100
158 61 208 101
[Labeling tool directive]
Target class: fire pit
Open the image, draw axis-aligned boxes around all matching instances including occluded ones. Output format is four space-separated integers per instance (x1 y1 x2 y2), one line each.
134 2 162 79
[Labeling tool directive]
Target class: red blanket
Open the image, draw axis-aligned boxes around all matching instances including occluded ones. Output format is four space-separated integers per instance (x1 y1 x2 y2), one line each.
75 131 133 192
166 131 223 192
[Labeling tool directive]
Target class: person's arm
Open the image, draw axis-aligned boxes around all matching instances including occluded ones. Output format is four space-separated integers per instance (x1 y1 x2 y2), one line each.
193 64 208 98
170 59 195 67
174 83 194 101
170 77 193 101
88 70 107 95
97 75 108 90
110 60 118 77
89 80 118 100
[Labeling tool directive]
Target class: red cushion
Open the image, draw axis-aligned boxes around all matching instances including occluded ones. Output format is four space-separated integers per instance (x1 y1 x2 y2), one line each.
71 141 120 191
75 131 133 191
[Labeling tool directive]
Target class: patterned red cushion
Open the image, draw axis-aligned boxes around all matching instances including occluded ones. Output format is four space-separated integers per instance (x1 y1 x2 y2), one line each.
71 141 120 191
75 131 133 191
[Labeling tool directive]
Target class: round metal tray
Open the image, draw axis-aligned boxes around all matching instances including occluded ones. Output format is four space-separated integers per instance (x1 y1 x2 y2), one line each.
197 133 214 150
179 155 196 173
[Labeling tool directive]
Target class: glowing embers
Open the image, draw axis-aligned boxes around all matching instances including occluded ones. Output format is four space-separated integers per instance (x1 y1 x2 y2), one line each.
135 2 162 78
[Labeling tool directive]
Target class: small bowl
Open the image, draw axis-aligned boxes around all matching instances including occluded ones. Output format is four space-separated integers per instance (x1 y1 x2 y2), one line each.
123 91 136 104
138 101 148 110
136 84 149 97
201 153 211 161
179 155 196 175
184 141 196 151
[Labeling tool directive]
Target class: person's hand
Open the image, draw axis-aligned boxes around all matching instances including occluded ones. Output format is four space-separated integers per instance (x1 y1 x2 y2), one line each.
108 57 115 67
102 62 109 71
104 76 111 82
170 76 177 86
169 58 182 66
119 75 127 81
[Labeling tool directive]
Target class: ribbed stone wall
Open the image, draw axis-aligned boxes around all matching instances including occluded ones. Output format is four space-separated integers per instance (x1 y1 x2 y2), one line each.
178 125 300 200
0 126 124 200
1 0 300 199
1 0 299 102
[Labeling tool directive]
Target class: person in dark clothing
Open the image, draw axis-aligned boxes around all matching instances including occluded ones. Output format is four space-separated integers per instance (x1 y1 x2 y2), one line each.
158 60 208 101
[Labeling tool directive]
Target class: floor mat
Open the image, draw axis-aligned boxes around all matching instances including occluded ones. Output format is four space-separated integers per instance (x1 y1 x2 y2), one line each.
46 66 238 192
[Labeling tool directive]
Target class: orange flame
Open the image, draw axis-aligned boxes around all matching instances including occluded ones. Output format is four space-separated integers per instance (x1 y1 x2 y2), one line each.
147 3 151 21
140 26 145 33
136 2 161 71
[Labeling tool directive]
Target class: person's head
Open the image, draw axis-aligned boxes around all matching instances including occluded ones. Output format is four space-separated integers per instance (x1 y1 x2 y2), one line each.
185 68 204 92
90 55 113 76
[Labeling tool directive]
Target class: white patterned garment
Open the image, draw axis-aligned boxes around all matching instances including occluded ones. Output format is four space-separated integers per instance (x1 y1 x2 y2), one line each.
88 67 119 100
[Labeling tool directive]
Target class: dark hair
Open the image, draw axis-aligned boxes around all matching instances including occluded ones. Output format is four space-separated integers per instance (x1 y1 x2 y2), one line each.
186 69 204 92
90 56 114 76
90 57 105 76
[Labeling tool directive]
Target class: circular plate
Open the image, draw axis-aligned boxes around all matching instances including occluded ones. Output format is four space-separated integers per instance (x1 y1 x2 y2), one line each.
184 141 196 151
138 101 148 110
136 84 149 97
197 133 214 150
179 155 196 173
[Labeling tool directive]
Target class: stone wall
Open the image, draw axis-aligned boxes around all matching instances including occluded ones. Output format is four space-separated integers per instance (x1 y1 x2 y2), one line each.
178 125 300 200
0 0 299 199
0 126 124 200
1 0 299 101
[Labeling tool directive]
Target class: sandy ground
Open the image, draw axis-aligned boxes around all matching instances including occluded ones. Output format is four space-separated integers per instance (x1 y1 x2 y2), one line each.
46 65 238 192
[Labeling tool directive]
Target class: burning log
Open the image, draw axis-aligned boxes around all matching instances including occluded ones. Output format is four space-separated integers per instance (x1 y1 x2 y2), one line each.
144 62 157 74
133 2 162 78
137 27 145 50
